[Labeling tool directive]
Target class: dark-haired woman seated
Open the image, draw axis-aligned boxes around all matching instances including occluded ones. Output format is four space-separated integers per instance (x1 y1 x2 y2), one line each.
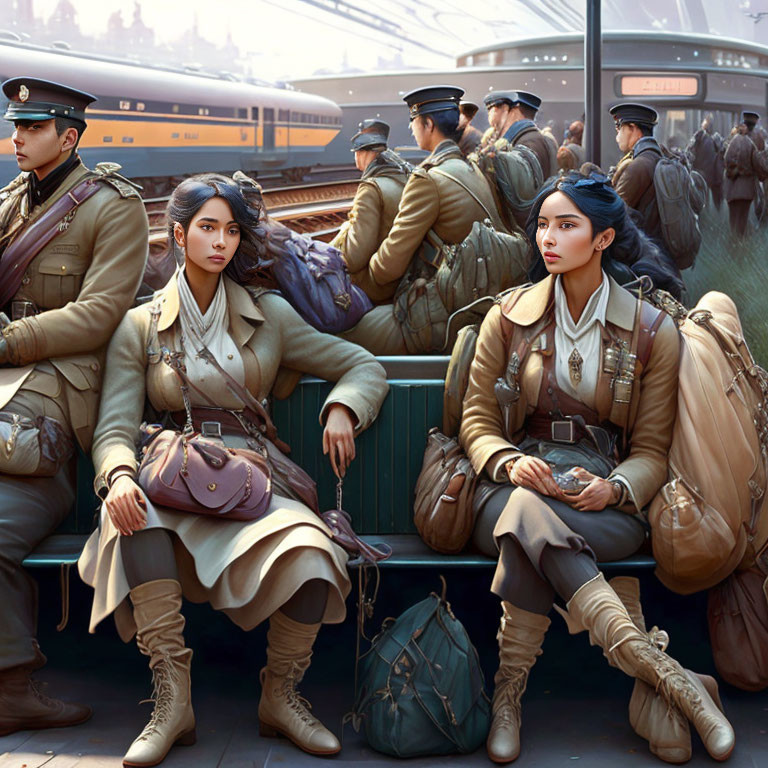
460 172 734 764
78 174 388 766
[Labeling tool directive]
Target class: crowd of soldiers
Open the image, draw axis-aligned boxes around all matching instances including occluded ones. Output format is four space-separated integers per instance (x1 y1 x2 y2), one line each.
334 89 768 333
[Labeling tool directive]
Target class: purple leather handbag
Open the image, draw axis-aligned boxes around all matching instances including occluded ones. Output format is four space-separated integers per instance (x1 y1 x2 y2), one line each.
271 232 373 334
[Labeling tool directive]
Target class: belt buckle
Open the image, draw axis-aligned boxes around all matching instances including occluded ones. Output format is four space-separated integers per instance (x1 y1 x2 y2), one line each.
11 300 37 321
200 421 222 439
551 420 576 444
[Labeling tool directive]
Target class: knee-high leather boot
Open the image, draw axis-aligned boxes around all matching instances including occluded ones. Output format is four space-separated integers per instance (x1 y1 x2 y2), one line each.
567 574 734 762
487 601 551 764
610 576 724 765
258 610 340 755
122 579 196 768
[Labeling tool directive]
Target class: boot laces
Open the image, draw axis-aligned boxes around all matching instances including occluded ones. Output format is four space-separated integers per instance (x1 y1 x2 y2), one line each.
634 643 705 716
492 670 527 726
136 656 179 740
280 663 318 727
29 679 58 708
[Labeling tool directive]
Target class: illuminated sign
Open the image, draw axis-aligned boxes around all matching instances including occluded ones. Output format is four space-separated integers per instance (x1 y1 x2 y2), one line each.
619 75 700 97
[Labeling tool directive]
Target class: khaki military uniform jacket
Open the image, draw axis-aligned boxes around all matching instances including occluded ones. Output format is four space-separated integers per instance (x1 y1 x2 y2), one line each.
0 160 148 451
611 138 663 244
331 157 408 303
367 140 505 288
92 273 389 484
459 275 680 512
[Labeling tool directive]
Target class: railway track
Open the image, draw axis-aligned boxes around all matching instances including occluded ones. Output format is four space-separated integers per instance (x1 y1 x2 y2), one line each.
144 177 360 288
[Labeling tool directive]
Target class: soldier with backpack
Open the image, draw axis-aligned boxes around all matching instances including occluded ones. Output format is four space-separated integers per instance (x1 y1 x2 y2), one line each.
341 85 526 355
723 122 768 238
482 90 558 180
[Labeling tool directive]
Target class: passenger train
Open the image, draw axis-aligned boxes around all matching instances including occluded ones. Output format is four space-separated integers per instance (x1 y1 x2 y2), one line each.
290 31 768 170
0 40 343 193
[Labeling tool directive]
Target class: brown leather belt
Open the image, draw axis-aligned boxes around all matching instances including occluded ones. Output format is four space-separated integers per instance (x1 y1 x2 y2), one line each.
170 406 266 439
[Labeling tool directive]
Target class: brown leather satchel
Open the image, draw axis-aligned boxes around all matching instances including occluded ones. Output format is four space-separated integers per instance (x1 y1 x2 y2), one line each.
414 428 478 555
137 348 273 522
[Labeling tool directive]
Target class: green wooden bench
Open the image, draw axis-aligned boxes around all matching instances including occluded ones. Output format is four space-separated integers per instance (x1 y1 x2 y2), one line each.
22 355 656 583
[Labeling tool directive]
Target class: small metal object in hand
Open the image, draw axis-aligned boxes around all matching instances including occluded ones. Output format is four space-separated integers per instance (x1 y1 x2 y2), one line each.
553 470 589 495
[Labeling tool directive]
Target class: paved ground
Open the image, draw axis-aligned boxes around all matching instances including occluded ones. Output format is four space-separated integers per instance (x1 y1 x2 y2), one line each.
1 568 766 767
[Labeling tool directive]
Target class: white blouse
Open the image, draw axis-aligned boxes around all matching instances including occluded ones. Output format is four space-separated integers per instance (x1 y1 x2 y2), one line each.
553 271 609 410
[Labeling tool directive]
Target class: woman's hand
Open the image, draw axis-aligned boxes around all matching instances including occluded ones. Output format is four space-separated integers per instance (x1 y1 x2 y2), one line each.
567 467 621 512
105 475 147 536
507 455 563 498
323 403 356 478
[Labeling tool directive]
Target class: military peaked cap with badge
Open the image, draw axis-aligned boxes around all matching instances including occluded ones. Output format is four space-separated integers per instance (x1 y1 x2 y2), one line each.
403 85 463 120
483 90 542 112
350 119 390 152
742 110 760 123
2 77 96 125
610 103 659 128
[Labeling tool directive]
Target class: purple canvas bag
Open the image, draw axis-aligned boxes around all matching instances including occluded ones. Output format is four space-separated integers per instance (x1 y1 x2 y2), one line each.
270 232 373 334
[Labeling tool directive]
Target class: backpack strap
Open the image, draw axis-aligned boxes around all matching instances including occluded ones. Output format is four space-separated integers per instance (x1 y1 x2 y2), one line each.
637 300 667 369
429 167 497 223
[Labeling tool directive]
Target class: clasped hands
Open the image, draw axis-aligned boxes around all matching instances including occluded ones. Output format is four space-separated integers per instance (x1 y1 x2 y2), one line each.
506 455 621 512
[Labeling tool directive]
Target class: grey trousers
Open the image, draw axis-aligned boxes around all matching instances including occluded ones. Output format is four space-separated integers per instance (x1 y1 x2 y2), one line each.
0 466 74 672
473 485 647 614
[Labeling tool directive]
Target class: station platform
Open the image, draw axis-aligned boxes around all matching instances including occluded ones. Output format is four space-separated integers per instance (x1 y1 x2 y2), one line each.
1 567 766 767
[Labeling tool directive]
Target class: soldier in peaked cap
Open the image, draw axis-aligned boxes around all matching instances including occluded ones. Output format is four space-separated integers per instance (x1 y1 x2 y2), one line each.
609 102 668 247
0 77 148 734
458 100 483 156
341 84 509 355
482 89 558 178
331 118 411 303
742 111 766 151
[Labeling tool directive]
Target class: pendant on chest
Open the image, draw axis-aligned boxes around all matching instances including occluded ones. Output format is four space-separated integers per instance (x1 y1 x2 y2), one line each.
567 347 583 386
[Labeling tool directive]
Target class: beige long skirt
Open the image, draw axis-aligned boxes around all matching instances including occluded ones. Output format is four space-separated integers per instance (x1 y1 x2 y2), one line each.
77 492 351 643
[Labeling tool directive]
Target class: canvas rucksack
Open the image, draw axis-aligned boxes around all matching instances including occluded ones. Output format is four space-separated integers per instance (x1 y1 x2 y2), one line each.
649 291 768 594
653 151 703 270
352 578 491 757
393 168 531 354
474 140 544 229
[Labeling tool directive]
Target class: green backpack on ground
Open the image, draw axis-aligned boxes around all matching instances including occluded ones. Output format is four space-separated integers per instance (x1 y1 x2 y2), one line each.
352 579 491 757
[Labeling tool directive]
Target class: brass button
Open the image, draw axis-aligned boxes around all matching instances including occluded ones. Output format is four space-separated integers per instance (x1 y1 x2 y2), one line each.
227 354 233 360
90 362 99 371
21 275 30 286
60 265 67 272
207 482 217 491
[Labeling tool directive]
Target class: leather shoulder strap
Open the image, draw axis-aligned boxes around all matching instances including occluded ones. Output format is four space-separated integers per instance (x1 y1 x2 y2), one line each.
0 176 102 307
637 300 667 369
429 167 494 222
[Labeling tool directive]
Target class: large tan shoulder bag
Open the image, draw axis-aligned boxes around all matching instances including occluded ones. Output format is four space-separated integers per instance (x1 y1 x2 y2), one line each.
649 291 768 594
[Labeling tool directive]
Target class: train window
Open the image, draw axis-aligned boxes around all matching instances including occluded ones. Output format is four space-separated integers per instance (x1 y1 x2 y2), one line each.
252 106 260 121
279 109 289 122
121 136 134 143
119 100 130 110
198 107 210 116
172 105 179 113
237 108 247 119
102 136 113 143
136 102 146 112
264 108 274 122
312 114 319 124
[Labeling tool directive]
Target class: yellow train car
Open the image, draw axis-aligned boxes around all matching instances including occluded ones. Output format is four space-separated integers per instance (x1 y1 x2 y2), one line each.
0 40 342 190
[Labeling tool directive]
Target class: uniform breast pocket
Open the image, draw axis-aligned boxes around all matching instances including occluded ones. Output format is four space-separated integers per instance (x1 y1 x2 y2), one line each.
35 250 90 309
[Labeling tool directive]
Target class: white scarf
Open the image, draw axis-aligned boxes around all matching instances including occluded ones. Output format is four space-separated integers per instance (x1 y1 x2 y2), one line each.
176 269 245 407
553 271 609 409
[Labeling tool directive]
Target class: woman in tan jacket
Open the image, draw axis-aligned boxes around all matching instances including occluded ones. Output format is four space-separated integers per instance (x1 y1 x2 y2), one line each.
77 175 388 766
459 172 734 764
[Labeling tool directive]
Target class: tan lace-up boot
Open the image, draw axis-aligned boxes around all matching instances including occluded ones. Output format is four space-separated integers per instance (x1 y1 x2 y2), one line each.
122 579 196 768
610 576 725 765
258 610 340 755
487 601 551 764
567 574 734 762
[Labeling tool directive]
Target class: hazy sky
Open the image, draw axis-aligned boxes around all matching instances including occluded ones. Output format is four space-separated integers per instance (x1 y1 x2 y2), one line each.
16 0 768 80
